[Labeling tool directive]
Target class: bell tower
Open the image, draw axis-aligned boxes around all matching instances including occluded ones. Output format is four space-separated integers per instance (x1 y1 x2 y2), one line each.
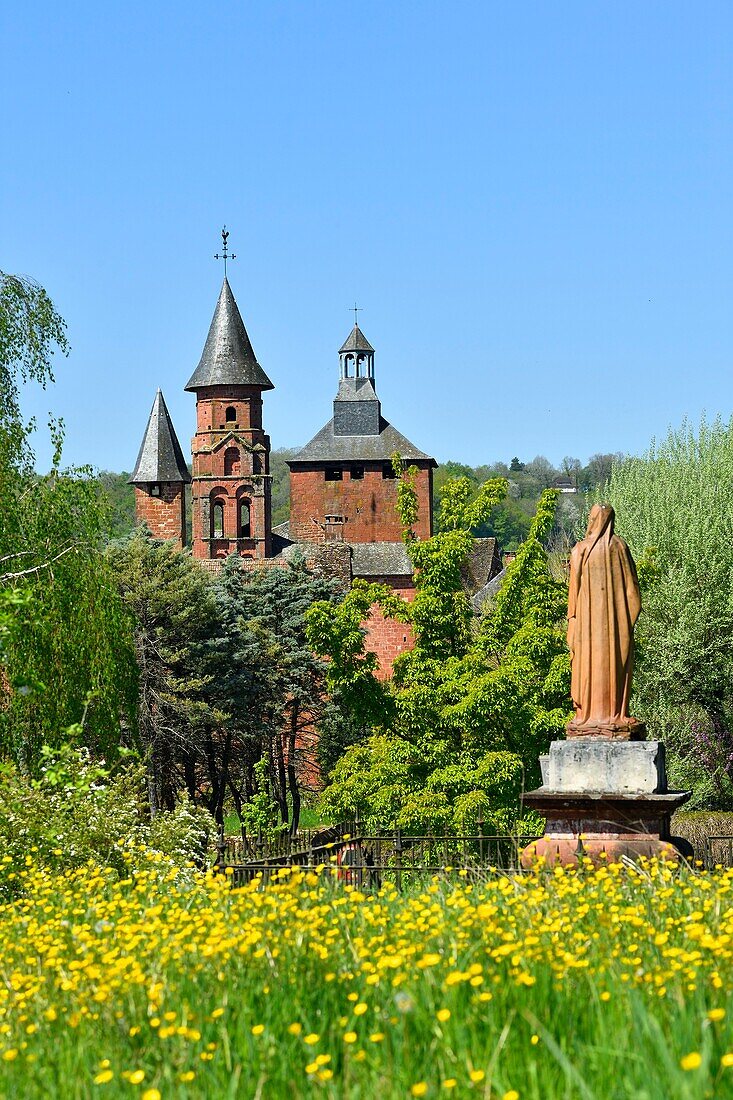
185 278 274 560
288 321 435 544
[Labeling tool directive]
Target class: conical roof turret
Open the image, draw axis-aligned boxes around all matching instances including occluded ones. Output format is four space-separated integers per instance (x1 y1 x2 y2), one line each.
339 324 374 354
129 390 191 484
184 278 274 391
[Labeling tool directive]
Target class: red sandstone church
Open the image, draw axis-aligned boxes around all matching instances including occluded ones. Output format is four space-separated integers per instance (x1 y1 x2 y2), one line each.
130 277 500 668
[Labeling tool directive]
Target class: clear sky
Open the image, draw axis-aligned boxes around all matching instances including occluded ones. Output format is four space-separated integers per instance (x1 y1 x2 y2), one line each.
3 2 732 473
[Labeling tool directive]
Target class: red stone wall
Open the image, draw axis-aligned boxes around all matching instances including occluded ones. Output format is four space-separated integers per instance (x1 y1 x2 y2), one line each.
361 579 416 679
190 385 272 561
134 483 186 547
289 462 433 544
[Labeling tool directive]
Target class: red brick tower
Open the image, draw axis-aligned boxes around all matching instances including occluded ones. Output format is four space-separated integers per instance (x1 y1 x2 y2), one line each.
288 323 435 544
130 389 191 547
185 278 275 560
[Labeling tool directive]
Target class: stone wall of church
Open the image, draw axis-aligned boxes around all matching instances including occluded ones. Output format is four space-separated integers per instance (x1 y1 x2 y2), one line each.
289 462 433 544
360 579 417 678
134 483 186 547
189 385 272 561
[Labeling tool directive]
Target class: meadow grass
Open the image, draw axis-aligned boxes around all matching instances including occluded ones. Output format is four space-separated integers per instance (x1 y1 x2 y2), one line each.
0 852 732 1099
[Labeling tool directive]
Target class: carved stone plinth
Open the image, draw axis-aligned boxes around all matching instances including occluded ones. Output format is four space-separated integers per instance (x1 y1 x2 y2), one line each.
566 717 646 741
521 741 692 868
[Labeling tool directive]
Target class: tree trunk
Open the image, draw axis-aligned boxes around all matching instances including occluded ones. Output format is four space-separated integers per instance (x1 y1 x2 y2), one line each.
287 702 301 837
271 736 288 826
214 727 232 825
146 746 158 819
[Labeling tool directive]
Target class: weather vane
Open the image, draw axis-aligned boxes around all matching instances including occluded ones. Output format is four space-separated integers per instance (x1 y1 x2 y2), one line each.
214 226 236 276
351 302 362 326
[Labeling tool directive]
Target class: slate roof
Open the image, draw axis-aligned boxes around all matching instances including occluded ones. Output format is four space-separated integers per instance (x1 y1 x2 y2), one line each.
350 542 413 577
339 325 374 354
185 278 274 392
471 568 507 614
335 378 378 402
289 416 436 464
129 390 191 484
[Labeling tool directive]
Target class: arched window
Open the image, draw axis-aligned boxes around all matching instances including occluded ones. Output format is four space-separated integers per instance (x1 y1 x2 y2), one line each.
224 447 240 476
225 405 237 423
211 499 225 539
239 500 251 538
252 451 262 474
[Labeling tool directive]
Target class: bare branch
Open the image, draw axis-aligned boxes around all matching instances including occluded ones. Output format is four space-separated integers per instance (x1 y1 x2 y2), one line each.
0 545 78 583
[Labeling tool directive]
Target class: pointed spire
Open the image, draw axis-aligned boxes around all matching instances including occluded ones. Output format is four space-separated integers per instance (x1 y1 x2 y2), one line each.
129 390 192 484
185 278 274 391
339 324 374 354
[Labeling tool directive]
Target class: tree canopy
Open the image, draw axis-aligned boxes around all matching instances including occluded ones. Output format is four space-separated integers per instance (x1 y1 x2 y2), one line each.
0 273 137 774
308 458 570 833
604 416 733 809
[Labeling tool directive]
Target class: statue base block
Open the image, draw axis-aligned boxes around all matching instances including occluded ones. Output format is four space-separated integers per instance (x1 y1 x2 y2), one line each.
521 833 685 868
521 740 692 867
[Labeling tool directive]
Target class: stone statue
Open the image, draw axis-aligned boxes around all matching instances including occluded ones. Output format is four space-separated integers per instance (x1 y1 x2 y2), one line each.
566 504 644 739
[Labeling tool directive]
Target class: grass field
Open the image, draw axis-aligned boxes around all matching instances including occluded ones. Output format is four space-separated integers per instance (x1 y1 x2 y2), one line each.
0 851 732 1099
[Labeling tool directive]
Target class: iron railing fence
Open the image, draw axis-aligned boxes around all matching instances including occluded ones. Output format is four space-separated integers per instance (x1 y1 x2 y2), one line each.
215 827 542 889
217 821 359 867
704 835 733 870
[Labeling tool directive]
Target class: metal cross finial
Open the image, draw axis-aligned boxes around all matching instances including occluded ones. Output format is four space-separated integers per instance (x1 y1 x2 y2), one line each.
214 226 237 276
352 303 362 327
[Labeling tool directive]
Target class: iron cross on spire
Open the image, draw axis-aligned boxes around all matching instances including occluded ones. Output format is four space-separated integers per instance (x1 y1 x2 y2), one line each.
214 226 236 276
351 303 362 327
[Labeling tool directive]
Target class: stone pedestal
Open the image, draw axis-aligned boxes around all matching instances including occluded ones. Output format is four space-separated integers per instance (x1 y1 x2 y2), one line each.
521 739 692 867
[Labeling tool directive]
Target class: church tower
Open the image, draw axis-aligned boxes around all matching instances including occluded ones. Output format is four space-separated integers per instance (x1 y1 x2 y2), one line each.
185 278 275 560
288 323 435 544
129 389 191 548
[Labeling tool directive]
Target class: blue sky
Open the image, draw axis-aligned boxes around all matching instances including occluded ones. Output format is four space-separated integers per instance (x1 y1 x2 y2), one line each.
3 2 732 472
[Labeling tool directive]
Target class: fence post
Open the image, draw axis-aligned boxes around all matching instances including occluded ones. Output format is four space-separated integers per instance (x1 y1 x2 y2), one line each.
478 809 485 866
394 828 403 892
355 840 364 889
215 823 227 871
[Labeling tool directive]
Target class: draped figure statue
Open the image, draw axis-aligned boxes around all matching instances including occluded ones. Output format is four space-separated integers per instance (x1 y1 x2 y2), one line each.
566 504 644 739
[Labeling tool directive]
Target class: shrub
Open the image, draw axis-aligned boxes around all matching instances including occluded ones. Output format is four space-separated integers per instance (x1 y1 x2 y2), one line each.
0 746 216 895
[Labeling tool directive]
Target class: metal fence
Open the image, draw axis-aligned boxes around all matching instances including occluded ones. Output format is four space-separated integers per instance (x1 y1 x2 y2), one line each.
215 825 541 888
704 835 733 870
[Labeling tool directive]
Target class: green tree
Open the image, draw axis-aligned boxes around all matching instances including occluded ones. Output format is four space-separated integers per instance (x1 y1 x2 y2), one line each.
311 460 569 833
106 528 226 818
216 553 344 834
603 417 733 808
98 471 137 537
0 273 137 773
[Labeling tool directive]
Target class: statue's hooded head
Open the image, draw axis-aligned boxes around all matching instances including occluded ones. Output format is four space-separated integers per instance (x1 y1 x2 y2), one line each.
585 504 615 548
